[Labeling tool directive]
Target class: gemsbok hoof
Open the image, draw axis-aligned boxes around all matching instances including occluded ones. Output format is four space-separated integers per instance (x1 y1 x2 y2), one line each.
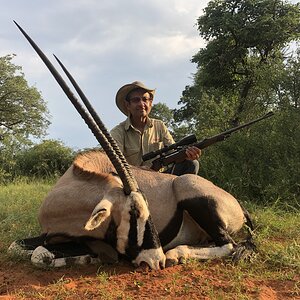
31 246 55 267
8 240 34 258
165 258 178 268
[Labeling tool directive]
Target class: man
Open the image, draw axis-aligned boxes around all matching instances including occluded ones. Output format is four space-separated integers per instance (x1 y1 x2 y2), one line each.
110 81 201 175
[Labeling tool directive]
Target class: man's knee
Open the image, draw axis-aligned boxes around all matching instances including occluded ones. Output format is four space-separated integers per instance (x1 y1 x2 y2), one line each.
185 159 199 175
173 160 199 176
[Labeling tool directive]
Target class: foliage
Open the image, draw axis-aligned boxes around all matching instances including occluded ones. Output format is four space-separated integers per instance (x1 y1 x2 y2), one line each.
16 140 76 179
0 54 52 182
0 139 75 183
275 47 300 109
150 102 192 140
178 0 300 124
195 0 300 88
0 134 30 183
150 102 174 128
170 0 300 205
0 54 50 143
199 109 300 208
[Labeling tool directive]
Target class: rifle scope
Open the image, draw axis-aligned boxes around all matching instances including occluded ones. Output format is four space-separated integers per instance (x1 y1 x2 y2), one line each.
142 134 197 161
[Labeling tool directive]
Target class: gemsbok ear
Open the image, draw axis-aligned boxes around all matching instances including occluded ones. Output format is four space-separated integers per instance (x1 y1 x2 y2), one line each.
85 200 112 231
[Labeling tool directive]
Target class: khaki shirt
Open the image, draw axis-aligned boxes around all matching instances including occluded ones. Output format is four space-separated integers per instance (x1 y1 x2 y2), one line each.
110 117 175 167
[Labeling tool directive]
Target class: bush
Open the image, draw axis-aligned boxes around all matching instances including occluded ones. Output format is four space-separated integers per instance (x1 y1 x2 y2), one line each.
16 140 76 179
200 109 300 209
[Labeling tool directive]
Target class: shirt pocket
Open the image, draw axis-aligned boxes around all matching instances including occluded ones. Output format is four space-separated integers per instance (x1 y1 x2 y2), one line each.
125 147 140 158
149 141 164 152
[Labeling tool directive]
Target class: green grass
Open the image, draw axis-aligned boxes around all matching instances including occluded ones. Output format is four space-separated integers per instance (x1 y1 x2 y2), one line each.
0 181 299 299
1 181 298 270
0 180 51 254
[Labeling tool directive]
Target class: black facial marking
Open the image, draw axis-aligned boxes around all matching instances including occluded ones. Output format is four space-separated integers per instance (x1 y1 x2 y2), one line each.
125 201 162 259
104 219 118 249
141 215 161 250
125 202 139 258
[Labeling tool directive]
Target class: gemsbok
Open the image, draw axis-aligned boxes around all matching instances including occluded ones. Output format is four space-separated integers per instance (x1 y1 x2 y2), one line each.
9 22 256 270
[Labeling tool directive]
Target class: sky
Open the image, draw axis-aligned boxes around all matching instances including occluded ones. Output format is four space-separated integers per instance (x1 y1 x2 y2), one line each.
0 0 209 150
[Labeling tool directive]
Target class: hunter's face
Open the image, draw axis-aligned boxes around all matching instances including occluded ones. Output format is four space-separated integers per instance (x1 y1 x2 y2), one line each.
125 89 153 118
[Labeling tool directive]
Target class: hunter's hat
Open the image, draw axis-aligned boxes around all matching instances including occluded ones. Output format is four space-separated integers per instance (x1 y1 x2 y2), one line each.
116 81 156 115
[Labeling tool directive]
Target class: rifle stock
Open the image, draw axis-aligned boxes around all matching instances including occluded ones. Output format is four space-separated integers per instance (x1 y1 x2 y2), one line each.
150 112 274 171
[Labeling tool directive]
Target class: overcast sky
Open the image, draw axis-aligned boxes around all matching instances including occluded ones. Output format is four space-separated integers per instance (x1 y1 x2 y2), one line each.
0 0 210 150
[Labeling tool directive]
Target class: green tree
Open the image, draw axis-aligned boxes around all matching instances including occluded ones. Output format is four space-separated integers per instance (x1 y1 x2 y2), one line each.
150 103 174 128
177 0 300 127
0 54 50 144
200 109 300 208
172 0 300 206
0 135 24 182
150 102 191 140
275 48 300 109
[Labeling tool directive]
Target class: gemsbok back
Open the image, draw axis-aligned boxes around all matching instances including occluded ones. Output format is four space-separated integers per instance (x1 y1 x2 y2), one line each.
9 22 256 270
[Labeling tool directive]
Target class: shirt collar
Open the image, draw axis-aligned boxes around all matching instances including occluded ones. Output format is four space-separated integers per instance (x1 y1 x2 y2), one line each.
124 117 153 131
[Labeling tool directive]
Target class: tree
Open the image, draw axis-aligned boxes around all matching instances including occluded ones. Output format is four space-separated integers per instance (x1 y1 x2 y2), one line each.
0 54 50 144
150 103 174 128
172 0 300 206
276 48 300 109
177 0 300 127
150 103 192 140
199 109 300 207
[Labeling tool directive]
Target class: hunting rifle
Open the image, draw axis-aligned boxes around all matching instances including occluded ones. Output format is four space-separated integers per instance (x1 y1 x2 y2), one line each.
143 112 274 171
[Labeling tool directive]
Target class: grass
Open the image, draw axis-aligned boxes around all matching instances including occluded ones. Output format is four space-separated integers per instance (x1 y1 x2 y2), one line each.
0 180 299 299
0 180 51 249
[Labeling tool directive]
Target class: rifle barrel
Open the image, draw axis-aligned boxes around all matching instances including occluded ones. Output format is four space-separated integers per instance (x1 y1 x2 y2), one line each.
196 111 274 149
150 111 274 171
220 111 274 136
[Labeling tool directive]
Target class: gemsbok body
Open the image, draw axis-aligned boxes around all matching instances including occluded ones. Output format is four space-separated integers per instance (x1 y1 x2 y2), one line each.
36 150 254 268
9 22 256 270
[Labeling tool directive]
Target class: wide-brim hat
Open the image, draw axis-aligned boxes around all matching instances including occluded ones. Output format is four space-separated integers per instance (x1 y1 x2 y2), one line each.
116 81 156 115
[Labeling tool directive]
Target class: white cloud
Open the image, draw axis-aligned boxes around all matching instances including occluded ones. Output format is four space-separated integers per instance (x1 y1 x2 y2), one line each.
143 33 205 64
1 0 209 149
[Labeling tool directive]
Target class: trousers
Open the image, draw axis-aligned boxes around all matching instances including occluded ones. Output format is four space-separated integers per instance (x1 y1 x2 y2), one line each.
164 159 199 176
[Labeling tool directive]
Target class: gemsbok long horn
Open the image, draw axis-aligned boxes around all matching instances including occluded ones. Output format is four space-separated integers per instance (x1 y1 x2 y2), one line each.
52 54 135 181
13 20 137 195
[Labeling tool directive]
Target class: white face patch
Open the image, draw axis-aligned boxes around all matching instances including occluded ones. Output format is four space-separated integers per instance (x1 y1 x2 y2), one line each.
116 191 150 254
131 192 150 247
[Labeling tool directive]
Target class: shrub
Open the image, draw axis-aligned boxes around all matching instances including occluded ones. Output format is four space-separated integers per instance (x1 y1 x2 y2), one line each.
200 109 300 209
16 139 76 179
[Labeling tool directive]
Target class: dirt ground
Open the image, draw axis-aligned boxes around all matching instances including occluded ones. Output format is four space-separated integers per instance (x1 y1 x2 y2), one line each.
0 258 299 300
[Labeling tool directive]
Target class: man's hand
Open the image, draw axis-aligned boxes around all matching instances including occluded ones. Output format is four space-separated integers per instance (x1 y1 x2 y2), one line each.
185 146 201 161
